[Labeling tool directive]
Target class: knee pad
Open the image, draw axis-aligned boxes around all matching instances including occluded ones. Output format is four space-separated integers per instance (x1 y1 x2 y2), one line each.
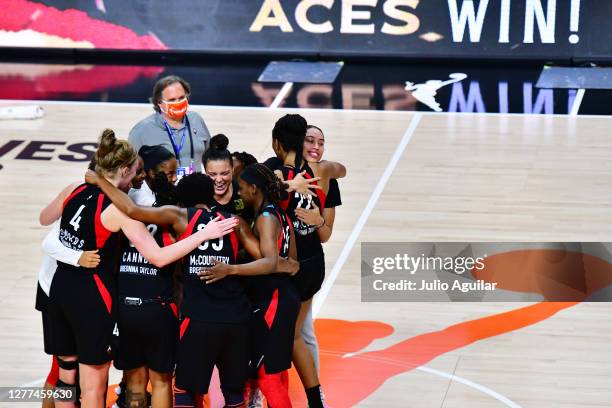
56 357 78 371
56 378 75 388
56 359 80 403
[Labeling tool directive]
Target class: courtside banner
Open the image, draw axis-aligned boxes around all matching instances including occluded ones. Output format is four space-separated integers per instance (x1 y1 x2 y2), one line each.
361 243 612 302
1 0 610 61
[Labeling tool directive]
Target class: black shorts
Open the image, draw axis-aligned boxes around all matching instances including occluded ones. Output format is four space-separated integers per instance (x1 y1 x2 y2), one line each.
35 282 47 312
293 252 325 301
249 282 300 376
37 283 54 355
113 302 179 374
46 269 115 365
41 308 54 355
175 319 248 396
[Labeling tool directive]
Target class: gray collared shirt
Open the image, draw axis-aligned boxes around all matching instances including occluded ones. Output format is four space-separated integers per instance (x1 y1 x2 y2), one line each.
129 111 211 172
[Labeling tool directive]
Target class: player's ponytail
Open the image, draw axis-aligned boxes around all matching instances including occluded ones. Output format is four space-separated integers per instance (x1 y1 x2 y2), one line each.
95 128 138 177
272 114 307 170
202 133 233 169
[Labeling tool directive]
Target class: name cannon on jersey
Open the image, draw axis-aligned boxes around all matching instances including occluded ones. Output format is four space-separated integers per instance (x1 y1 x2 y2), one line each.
188 254 231 275
59 227 85 250
122 251 151 265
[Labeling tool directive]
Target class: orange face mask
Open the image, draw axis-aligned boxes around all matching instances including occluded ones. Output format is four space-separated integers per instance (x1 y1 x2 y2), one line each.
162 99 188 121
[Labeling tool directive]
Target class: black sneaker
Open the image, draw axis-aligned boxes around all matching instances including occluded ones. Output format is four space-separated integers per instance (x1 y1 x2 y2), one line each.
113 382 126 408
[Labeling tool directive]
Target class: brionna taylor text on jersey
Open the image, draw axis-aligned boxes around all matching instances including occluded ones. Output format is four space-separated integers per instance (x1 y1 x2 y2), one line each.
373 279 498 292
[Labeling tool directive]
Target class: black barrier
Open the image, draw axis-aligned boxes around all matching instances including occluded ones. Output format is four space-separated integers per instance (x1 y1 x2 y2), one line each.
0 62 587 114
1 0 609 63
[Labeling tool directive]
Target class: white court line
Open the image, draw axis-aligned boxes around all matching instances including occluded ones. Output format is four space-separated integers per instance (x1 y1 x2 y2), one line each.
0 100 570 405
416 366 522 408
570 89 586 116
270 82 293 109
312 113 423 317
336 351 523 407
4 98 612 119
304 110 522 407
339 346 523 407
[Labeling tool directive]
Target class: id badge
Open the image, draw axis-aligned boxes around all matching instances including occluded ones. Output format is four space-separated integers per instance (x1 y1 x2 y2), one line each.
177 166 190 180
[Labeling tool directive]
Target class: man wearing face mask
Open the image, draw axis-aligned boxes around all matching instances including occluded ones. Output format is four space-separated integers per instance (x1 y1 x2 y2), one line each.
129 75 211 177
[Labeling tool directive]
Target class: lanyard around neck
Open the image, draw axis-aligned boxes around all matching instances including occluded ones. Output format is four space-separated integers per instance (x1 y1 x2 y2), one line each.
161 114 194 164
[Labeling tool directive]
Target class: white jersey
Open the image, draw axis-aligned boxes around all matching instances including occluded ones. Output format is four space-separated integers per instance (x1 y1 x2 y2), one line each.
38 221 81 295
128 181 155 207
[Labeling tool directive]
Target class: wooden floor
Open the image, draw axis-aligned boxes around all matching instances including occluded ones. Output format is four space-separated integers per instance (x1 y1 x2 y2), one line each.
1 101 611 407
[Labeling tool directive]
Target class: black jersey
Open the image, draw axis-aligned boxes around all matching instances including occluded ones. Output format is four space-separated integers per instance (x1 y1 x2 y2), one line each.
279 165 326 259
248 204 293 301
179 207 250 323
211 181 253 221
58 184 119 285
326 179 342 208
118 224 174 300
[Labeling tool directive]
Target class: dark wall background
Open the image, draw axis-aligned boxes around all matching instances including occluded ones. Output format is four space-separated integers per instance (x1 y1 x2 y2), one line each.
1 0 608 63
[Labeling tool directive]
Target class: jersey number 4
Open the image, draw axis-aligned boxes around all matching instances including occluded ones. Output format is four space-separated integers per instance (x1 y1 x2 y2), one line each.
69 205 86 231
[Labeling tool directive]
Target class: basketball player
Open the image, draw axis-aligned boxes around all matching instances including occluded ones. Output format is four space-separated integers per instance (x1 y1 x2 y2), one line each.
231 151 257 181
199 164 300 408
204 134 251 221
38 222 100 408
129 145 177 207
39 129 237 408
294 124 345 372
87 170 299 407
266 114 344 408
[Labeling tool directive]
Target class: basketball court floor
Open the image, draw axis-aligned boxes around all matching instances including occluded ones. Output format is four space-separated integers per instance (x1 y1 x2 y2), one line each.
1 87 611 407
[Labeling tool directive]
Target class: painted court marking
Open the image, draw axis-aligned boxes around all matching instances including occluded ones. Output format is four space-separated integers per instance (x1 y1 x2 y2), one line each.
312 113 423 317
416 366 522 408
308 111 524 407
8 103 560 407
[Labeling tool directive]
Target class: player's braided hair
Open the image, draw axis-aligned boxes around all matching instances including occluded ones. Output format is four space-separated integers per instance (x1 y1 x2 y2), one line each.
241 163 287 206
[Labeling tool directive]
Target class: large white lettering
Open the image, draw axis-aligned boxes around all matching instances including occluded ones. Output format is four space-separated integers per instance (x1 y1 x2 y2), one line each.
447 0 490 43
524 0 556 43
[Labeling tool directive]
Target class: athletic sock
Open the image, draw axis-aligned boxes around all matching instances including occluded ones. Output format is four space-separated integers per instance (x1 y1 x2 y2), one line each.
305 385 325 408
